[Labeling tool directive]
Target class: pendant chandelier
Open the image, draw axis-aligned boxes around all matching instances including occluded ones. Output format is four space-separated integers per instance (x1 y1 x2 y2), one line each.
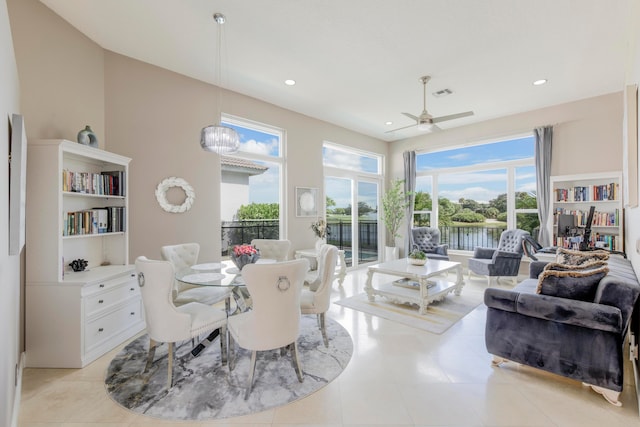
200 13 240 154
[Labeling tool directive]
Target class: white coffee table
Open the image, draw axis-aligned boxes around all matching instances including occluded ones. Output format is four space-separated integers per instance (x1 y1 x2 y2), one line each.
364 258 465 315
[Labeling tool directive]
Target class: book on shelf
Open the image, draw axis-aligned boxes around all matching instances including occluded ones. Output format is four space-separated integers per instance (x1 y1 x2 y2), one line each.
553 207 619 227
554 182 619 202
63 207 126 236
62 169 126 196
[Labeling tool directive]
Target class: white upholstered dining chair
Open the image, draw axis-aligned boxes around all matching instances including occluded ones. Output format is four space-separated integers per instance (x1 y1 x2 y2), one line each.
250 239 291 262
227 258 309 399
135 256 228 389
160 243 231 307
300 244 338 347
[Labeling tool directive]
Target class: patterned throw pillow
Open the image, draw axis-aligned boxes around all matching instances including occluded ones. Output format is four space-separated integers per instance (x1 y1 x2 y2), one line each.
555 247 610 266
536 261 609 302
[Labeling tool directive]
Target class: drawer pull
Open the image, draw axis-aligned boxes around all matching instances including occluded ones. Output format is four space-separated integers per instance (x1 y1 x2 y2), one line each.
99 284 105 288
130 312 135 315
98 299 104 304
130 288 135 291
98 328 104 332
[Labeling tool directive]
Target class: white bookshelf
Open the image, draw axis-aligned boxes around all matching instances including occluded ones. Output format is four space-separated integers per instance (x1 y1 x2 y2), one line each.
549 172 623 252
25 139 145 368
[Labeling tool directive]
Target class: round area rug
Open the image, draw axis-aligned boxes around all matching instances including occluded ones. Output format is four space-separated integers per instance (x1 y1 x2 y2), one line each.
105 315 353 420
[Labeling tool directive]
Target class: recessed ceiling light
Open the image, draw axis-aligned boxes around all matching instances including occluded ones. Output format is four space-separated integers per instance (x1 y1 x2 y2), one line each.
385 121 393 126
284 79 296 86
533 79 547 86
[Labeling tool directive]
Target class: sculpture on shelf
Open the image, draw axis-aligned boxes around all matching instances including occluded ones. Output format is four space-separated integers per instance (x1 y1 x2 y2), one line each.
77 125 98 148
69 258 88 272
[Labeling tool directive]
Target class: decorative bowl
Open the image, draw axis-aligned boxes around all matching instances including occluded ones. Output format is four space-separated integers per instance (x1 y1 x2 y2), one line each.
408 257 427 266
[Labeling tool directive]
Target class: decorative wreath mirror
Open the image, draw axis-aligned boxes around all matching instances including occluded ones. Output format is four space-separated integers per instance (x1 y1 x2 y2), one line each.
155 177 195 213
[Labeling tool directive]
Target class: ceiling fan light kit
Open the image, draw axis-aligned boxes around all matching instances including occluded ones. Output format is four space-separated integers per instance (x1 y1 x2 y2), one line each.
387 75 474 133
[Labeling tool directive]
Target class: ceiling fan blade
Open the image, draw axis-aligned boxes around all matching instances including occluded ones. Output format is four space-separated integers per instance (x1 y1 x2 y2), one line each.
431 111 474 123
401 112 419 121
385 123 417 133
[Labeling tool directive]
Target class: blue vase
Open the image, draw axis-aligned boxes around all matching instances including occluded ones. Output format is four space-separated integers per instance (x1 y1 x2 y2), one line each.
77 125 98 148
231 252 260 270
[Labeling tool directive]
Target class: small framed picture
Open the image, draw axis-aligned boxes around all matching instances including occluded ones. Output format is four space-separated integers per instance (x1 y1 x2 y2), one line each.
296 187 318 217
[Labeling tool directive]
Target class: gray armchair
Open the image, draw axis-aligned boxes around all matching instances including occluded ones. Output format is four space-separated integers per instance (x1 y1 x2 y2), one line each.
411 227 449 261
468 229 529 286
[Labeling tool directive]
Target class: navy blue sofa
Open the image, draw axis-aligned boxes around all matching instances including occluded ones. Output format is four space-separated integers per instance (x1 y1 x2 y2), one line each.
484 255 640 406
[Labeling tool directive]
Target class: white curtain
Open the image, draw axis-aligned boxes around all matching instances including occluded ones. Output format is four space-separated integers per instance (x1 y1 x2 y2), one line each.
403 151 416 256
534 126 553 246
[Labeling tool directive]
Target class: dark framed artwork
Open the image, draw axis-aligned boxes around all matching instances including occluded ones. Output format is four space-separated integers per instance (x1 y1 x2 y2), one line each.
9 113 27 255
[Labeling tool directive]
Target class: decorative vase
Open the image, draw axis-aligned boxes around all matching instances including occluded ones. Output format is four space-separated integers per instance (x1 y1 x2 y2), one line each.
315 237 326 252
77 125 98 148
385 246 399 261
231 252 260 270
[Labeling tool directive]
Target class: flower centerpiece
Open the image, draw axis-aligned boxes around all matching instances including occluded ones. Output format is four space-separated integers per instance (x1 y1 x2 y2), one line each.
231 244 260 270
408 248 427 266
311 219 330 251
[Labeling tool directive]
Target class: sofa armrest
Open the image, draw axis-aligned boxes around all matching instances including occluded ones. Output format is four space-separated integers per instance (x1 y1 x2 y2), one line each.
473 247 496 259
492 250 522 261
485 288 623 333
529 261 549 279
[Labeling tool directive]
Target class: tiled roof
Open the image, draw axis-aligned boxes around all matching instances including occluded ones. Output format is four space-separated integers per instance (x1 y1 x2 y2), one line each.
220 155 268 174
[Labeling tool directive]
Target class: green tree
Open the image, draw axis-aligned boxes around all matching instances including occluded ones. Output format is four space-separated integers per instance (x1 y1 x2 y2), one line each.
438 197 457 226
326 196 336 213
452 208 485 223
382 178 411 245
358 201 375 216
414 191 432 211
236 203 279 220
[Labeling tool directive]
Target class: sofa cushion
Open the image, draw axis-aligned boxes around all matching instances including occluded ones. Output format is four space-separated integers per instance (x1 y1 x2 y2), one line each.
536 263 609 301
555 247 610 266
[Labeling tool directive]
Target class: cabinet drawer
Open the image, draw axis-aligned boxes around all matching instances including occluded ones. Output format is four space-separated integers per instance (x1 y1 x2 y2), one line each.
84 272 137 296
85 277 139 317
84 298 143 352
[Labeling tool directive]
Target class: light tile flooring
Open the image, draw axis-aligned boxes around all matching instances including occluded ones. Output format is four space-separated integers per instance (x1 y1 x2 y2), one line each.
18 268 640 427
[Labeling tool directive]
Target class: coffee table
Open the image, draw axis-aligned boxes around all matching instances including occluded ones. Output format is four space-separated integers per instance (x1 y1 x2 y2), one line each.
364 258 465 315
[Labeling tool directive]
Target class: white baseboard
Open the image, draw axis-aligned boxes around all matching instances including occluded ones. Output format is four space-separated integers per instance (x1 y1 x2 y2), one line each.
11 351 25 427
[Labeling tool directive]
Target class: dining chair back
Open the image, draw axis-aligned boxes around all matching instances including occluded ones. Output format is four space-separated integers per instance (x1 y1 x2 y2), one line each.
300 244 338 346
161 242 230 307
135 256 227 388
250 239 291 262
227 258 309 399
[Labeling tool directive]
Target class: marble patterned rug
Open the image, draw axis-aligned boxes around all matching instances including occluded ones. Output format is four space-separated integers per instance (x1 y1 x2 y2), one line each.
105 316 353 421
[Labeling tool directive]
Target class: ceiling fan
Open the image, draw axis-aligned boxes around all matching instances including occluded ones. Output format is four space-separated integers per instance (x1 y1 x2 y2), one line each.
387 75 474 133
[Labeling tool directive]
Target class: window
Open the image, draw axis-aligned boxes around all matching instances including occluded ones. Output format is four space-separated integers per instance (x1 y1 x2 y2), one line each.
323 143 382 267
219 115 285 255
415 135 538 251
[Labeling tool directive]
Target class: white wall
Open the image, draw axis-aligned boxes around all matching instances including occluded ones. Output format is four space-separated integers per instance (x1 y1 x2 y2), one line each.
0 0 23 424
623 0 640 275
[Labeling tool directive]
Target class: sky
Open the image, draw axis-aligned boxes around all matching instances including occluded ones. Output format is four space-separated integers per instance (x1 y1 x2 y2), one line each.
223 121 535 210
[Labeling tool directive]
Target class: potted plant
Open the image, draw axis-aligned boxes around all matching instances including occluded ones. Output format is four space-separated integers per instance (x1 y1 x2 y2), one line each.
407 248 427 266
381 178 411 260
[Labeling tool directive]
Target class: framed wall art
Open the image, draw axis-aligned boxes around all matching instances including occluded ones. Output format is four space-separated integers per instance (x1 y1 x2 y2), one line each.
9 113 27 255
295 187 318 217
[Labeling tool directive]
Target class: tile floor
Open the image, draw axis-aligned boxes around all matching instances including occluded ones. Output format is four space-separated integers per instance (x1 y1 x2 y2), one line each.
18 267 640 427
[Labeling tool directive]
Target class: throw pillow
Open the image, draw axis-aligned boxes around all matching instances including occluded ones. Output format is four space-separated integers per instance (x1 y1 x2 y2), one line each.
555 247 610 266
536 263 609 302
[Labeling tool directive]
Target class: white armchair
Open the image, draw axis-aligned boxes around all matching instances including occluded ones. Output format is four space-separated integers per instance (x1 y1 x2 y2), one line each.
300 244 338 347
160 243 231 307
227 258 309 399
135 256 228 389
250 238 291 261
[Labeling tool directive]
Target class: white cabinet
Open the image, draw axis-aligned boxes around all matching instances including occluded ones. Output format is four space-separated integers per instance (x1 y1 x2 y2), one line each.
25 140 145 368
550 172 623 252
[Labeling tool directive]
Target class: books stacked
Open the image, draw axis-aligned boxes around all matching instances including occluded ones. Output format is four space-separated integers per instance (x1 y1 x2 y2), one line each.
62 170 126 196
63 207 126 236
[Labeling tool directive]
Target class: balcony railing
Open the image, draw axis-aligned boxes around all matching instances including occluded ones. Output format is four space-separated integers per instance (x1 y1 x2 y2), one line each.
221 219 506 256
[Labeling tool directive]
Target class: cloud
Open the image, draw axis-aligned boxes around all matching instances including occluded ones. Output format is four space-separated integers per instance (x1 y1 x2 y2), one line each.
241 138 278 156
